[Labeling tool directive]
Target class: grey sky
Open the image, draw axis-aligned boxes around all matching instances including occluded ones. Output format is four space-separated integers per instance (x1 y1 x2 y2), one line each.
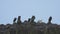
0 0 60 24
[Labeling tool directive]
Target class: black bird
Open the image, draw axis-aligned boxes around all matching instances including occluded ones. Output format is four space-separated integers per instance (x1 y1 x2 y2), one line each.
13 17 17 22
49 16 52 22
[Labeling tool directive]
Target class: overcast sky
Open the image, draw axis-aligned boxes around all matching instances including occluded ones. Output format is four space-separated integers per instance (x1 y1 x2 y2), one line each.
0 0 60 24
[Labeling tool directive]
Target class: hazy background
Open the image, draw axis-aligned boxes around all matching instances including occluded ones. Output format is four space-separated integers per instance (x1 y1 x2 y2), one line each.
0 0 60 24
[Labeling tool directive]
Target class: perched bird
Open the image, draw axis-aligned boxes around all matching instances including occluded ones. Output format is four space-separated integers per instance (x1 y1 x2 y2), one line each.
47 16 52 24
48 16 52 22
13 17 17 23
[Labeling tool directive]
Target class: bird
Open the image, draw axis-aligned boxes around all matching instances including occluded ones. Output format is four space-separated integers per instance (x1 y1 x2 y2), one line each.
49 16 52 22
13 17 17 23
